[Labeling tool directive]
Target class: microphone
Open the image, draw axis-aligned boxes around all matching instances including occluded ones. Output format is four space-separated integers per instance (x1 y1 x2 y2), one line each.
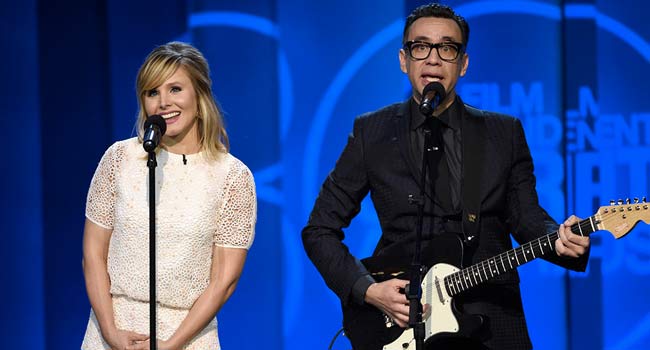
419 82 447 116
143 115 167 152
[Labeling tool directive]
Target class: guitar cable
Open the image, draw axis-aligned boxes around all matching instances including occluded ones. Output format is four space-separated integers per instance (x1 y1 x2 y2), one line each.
328 327 349 350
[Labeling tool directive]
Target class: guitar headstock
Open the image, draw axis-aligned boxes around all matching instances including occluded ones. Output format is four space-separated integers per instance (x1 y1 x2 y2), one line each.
596 197 649 239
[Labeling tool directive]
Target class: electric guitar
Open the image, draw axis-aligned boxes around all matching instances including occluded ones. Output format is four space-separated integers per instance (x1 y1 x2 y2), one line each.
342 199 650 350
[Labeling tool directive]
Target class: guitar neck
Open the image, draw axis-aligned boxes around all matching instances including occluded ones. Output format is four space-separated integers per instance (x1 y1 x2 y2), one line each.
444 215 600 297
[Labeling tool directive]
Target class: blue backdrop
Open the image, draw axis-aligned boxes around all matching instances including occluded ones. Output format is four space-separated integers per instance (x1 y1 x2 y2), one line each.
2 0 649 349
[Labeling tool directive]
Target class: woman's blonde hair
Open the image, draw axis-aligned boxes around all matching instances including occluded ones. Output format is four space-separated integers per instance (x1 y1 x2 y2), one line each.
135 41 229 159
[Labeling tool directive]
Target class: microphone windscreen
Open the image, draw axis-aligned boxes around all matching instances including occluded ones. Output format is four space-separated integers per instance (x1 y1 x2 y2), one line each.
422 82 447 101
144 114 167 136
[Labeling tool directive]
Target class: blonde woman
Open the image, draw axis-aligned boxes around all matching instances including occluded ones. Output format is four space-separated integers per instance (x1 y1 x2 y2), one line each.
81 42 256 350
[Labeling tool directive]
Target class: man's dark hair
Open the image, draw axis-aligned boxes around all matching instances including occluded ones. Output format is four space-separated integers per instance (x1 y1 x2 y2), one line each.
403 3 470 48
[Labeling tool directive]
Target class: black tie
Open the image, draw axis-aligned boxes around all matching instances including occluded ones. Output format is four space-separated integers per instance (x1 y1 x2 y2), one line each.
424 117 451 213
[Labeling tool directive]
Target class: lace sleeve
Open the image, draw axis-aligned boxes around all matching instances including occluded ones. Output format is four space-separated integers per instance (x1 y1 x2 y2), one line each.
214 159 257 249
85 142 123 229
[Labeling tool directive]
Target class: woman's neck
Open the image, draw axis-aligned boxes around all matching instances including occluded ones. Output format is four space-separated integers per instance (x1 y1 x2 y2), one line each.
162 133 201 155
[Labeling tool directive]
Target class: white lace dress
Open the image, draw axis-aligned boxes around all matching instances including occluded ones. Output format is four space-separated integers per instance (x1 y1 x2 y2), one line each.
81 138 256 350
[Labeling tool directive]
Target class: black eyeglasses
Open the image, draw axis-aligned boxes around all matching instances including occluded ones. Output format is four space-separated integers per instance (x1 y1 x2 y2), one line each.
403 40 465 62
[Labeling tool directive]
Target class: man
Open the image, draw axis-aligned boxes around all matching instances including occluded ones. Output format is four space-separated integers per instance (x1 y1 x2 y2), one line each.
302 3 590 350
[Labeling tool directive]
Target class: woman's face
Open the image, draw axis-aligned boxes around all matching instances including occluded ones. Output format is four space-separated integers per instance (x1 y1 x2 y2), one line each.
144 67 199 145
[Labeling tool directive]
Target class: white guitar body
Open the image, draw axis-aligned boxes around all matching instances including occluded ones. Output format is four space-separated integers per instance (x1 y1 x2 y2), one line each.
383 263 460 350
340 200 647 350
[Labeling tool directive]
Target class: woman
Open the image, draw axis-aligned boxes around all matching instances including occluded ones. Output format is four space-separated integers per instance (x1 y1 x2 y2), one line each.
81 42 256 349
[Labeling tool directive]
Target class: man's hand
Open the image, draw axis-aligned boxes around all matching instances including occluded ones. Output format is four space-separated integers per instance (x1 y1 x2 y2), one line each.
555 215 590 258
364 279 410 327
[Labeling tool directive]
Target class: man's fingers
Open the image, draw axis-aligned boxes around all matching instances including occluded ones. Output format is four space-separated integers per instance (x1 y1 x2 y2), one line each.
556 225 574 257
565 230 590 247
390 305 410 327
563 223 589 248
564 215 580 226
555 238 578 258
563 215 589 246
385 280 408 303
556 221 589 258
390 279 409 289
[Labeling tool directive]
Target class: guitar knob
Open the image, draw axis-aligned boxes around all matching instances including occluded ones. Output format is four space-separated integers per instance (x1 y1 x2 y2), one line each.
626 198 631 204
643 197 647 203
634 197 639 203
610 200 615 206
618 199 624 205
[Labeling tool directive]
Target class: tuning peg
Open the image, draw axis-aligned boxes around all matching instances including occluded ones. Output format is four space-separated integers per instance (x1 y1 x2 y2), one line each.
634 197 639 203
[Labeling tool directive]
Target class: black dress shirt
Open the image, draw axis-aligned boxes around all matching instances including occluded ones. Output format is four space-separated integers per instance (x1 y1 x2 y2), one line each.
408 97 463 216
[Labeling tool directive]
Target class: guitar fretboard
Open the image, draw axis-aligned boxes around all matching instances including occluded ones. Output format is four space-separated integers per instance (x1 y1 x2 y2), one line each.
443 216 600 297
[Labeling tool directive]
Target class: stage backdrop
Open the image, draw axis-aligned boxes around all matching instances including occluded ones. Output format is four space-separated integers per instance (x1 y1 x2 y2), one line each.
2 0 649 349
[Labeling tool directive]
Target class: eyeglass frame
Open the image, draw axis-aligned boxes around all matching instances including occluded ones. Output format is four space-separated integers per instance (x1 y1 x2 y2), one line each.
402 40 466 62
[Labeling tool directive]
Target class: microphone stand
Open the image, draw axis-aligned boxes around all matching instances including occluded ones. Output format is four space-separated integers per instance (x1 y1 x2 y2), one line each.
147 150 157 350
406 125 433 350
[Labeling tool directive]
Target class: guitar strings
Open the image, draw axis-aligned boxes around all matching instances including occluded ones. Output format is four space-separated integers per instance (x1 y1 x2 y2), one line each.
445 215 589 295
444 206 647 296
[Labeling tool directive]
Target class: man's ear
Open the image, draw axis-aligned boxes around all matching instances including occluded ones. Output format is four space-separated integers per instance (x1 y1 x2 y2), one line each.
459 53 469 77
399 49 408 74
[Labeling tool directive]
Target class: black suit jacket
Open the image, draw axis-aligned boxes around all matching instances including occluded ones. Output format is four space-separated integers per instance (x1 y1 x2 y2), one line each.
302 99 588 349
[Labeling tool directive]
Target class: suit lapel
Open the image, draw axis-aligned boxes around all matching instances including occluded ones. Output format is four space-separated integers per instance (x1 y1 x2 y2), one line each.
395 100 423 187
395 98 488 226
461 103 487 238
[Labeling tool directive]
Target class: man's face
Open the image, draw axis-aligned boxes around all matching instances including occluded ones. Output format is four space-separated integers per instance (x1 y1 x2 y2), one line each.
399 17 469 112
